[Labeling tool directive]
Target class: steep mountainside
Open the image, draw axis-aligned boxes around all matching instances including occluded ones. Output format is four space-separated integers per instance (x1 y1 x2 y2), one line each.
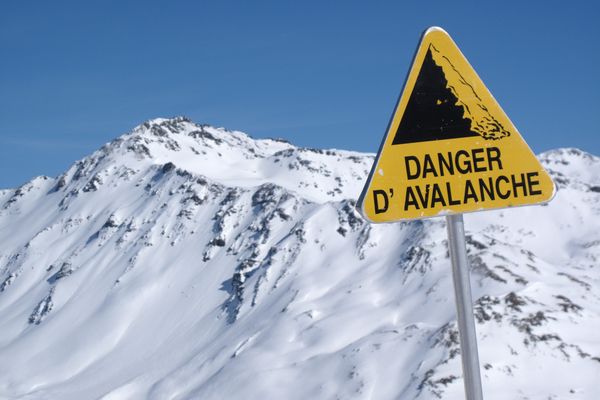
0 117 598 399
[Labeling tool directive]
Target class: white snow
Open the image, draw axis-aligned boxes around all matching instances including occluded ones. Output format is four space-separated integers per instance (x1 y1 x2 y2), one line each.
0 117 598 399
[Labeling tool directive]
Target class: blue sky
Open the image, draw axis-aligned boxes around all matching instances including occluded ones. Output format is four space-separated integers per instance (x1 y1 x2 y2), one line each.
1 0 598 188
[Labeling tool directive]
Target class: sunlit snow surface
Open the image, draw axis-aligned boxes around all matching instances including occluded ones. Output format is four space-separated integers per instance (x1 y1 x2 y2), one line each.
0 117 598 399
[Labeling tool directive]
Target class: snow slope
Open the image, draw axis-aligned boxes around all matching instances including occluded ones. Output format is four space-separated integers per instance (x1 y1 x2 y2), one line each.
0 117 598 399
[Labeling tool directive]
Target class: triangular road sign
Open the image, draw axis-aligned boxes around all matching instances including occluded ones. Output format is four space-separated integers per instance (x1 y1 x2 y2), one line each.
358 27 555 222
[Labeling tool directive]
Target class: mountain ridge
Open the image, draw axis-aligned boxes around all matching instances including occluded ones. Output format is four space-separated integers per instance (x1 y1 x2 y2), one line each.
0 117 598 399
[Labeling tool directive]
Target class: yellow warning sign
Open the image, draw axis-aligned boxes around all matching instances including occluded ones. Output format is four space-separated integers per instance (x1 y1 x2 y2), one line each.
358 27 555 223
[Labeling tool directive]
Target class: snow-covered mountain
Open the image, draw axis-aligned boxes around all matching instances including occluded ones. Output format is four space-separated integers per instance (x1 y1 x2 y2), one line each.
0 117 598 399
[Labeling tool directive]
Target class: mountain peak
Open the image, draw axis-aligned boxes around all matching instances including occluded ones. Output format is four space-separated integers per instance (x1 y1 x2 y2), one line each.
538 147 600 190
48 117 373 204
0 117 598 399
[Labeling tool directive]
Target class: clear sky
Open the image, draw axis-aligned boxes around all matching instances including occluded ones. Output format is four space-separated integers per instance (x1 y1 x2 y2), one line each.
1 0 598 189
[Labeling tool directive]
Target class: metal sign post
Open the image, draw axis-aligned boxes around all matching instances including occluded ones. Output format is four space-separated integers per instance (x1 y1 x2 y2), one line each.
356 27 556 400
446 214 484 400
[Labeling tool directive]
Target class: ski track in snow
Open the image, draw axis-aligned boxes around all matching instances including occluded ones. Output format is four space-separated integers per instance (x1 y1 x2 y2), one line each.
0 117 598 399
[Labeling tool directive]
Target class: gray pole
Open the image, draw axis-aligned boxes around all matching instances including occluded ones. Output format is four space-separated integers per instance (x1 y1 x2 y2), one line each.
446 214 484 400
